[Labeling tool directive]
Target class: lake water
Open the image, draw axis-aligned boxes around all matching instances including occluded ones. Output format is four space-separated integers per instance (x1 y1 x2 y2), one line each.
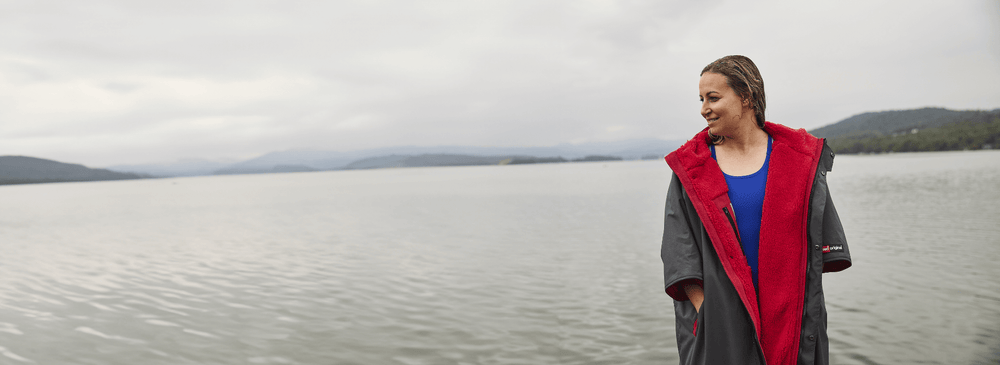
0 150 998 365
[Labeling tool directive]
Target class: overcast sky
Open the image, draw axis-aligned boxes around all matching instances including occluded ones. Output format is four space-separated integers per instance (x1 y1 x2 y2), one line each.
1 0 998 167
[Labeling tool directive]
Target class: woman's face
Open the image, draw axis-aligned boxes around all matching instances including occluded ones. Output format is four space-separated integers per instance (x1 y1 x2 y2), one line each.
699 72 750 136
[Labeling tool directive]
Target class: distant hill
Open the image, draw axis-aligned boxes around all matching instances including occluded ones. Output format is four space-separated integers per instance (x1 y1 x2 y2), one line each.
341 153 627 170
107 138 684 177
810 107 1000 154
343 154 514 170
109 158 237 177
0 156 145 185
506 155 622 164
214 164 317 175
810 107 999 139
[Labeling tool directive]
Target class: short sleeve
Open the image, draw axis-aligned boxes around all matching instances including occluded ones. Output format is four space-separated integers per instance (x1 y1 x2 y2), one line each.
821 190 852 272
662 173 704 301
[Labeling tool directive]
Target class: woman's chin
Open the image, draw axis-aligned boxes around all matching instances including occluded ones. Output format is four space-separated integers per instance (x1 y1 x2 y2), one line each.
707 128 734 140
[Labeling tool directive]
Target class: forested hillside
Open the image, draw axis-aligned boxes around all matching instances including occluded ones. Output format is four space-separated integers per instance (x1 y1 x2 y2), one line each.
811 108 1000 154
0 156 145 185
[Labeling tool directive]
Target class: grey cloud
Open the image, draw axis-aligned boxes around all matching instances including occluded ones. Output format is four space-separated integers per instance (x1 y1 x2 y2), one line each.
0 0 997 166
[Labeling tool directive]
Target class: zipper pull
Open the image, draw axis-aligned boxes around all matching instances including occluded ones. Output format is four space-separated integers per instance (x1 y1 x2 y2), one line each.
723 206 743 246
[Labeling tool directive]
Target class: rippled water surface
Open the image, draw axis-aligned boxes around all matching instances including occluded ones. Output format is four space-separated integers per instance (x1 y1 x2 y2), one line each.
0 150 998 364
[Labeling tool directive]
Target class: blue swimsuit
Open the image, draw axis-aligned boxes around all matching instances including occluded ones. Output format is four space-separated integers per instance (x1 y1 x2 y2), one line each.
711 136 772 287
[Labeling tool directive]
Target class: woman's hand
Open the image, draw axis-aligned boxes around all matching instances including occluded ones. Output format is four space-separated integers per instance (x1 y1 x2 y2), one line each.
684 283 704 313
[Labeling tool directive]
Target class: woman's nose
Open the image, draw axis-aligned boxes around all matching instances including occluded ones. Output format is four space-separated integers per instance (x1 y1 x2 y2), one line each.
701 103 710 118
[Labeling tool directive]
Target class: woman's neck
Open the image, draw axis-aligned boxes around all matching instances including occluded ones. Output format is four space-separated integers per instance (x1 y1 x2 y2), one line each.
714 121 770 176
718 122 769 156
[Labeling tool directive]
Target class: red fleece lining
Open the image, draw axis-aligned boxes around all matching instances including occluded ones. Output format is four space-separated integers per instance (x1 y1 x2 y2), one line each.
666 123 824 365
666 131 762 337
757 123 823 365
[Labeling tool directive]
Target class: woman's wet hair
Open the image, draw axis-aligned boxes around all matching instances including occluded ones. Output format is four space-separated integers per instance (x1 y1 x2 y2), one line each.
701 55 766 129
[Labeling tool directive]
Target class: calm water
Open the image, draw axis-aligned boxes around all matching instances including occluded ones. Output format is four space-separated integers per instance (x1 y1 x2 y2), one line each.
0 150 998 365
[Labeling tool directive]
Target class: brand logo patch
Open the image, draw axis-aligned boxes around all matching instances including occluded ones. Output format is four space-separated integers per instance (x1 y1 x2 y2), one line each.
822 245 844 253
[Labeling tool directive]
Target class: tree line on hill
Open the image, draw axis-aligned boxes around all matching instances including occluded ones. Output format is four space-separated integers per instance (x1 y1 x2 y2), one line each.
504 155 623 165
0 156 144 186
826 118 1000 154
4 107 998 186
0 153 628 186
811 108 1000 154
342 154 624 169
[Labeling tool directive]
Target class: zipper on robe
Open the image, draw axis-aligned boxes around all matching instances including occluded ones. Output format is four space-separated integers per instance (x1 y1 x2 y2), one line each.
724 205 766 364
722 205 745 256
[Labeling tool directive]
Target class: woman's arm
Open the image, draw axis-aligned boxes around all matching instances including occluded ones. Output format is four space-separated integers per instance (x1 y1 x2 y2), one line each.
663 174 706 301
684 283 704 313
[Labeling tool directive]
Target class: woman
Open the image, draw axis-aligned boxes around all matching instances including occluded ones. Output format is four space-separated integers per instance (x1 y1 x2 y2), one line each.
661 55 852 365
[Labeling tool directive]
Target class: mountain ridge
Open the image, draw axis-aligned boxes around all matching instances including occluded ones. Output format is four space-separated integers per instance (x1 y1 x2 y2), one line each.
810 107 1000 153
108 138 684 176
809 107 1000 139
13 106 995 183
0 156 145 185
